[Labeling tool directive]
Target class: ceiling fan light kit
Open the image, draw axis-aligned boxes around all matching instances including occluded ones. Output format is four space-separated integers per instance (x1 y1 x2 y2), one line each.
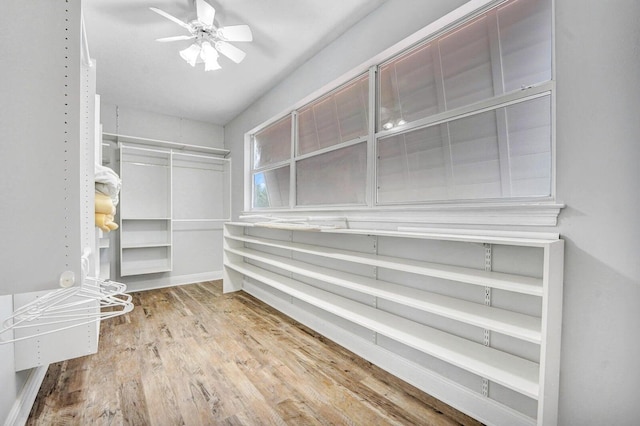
151 0 252 71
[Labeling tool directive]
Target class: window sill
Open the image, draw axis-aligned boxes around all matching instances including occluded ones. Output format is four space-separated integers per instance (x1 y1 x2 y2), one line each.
241 201 565 228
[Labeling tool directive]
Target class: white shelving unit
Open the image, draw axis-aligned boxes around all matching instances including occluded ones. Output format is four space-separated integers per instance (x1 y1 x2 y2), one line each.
119 146 173 276
223 222 564 426
117 140 231 280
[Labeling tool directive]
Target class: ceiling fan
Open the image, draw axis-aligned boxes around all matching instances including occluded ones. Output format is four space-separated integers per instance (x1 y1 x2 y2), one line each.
150 0 253 71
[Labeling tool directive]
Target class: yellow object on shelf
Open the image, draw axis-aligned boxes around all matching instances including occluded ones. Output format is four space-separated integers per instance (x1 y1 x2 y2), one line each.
95 192 118 232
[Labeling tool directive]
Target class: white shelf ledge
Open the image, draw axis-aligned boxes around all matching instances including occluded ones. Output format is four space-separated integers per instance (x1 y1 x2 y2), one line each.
120 265 171 277
225 259 540 399
225 233 544 296
104 132 229 157
121 217 171 221
225 246 542 343
225 221 558 247
121 243 171 249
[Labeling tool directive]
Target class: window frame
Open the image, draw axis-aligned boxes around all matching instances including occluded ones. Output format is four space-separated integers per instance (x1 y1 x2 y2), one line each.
243 0 562 226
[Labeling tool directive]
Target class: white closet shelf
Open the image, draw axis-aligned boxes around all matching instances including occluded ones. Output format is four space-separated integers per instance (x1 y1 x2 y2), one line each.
225 245 542 343
225 233 543 296
225 221 557 247
121 242 171 249
121 263 171 276
104 132 229 157
173 218 229 222
121 217 171 221
225 259 540 399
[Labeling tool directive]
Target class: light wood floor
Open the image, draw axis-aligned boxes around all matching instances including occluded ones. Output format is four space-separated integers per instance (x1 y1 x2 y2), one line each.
27 281 482 426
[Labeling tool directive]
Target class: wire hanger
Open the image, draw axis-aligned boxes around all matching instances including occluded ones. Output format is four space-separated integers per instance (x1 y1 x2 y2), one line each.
0 277 133 345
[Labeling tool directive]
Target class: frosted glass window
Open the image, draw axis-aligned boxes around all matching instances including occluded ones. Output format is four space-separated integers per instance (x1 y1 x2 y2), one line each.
377 95 551 204
298 75 369 155
498 0 552 92
249 0 554 211
253 166 290 208
296 143 367 206
377 125 448 203
377 0 551 128
439 16 494 109
379 43 439 130
448 109 501 199
253 116 291 169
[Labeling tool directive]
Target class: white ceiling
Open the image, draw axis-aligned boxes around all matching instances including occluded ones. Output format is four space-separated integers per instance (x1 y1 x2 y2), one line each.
83 0 386 126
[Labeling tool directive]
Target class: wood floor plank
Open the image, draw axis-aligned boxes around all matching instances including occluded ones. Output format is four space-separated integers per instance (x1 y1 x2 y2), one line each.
27 280 482 426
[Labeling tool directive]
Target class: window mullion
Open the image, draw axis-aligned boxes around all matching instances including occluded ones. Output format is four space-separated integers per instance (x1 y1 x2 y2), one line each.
433 36 454 198
368 65 377 207
487 11 512 197
442 122 455 199
432 41 447 113
290 111 297 208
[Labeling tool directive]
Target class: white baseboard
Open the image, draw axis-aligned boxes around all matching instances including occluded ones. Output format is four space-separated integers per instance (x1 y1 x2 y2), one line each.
122 271 223 293
4 366 48 426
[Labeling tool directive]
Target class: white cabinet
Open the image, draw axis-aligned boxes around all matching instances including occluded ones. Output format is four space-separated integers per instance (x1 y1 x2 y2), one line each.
223 222 564 426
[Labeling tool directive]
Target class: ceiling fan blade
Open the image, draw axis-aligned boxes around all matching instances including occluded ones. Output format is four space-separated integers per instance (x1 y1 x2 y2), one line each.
217 25 253 42
150 7 190 30
156 35 195 42
196 0 215 27
215 41 246 64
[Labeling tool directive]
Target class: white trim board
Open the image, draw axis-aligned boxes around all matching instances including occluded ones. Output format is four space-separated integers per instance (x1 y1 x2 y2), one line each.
121 271 223 293
4 366 48 426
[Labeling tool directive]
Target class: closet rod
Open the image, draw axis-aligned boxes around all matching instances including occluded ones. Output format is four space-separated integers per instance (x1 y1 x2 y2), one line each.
105 133 229 157
173 218 229 222
120 143 171 155
172 151 231 162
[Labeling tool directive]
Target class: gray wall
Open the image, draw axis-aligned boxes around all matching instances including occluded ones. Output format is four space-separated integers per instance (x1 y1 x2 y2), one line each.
554 0 640 423
101 103 224 148
225 0 640 424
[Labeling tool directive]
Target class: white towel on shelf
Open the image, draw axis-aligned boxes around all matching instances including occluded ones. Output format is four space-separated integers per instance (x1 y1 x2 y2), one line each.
95 163 121 206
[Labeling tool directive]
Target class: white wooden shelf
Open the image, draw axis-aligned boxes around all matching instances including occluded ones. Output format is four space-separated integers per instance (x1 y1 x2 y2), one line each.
117 143 231 278
225 233 544 296
121 217 172 221
121 242 172 249
227 221 556 247
104 132 229 157
121 264 172 276
223 222 564 426
226 259 540 398
225 245 542 343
